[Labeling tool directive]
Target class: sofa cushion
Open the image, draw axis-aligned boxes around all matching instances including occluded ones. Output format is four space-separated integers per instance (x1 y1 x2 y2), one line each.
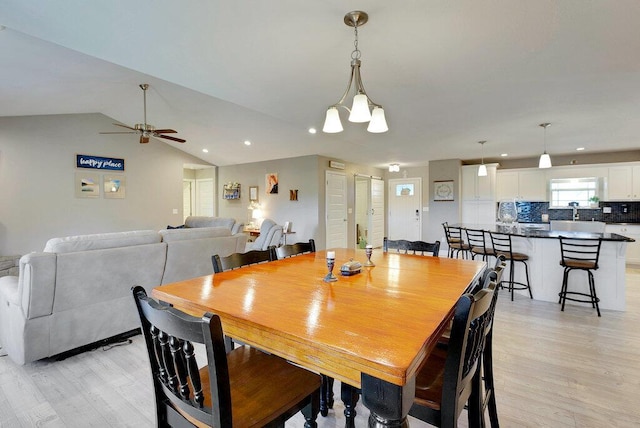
159 227 231 242
184 216 235 230
43 230 160 253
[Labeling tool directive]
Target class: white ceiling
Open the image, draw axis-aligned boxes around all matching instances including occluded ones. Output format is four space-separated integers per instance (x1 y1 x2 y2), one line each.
1 0 640 168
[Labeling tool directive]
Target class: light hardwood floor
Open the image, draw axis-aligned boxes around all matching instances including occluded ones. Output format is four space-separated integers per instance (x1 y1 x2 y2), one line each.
2 269 639 427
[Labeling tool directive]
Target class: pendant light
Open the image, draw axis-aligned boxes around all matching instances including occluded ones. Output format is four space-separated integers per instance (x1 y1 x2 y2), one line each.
322 11 388 134
477 141 488 177
538 123 552 169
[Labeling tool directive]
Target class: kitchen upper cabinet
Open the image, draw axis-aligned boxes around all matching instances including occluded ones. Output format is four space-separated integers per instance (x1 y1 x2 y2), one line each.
462 164 496 201
462 200 497 225
496 169 547 201
608 165 640 200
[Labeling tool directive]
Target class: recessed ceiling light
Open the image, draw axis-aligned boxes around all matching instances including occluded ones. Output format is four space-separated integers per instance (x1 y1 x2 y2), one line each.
576 147 585 151
308 127 317 134
500 153 508 157
202 148 209 153
244 140 251 146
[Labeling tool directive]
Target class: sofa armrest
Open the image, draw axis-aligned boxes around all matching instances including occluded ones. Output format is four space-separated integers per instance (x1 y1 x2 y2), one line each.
231 222 244 235
17 253 57 319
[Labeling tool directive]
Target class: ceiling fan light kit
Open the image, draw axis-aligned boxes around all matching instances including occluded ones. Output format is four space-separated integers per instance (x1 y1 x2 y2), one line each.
100 83 186 144
323 11 388 134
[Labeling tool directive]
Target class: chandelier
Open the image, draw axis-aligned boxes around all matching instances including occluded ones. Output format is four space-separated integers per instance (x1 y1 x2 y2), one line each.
323 11 388 134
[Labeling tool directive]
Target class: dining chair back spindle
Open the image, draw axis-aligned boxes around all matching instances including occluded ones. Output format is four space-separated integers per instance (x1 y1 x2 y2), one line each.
132 286 321 428
383 237 440 257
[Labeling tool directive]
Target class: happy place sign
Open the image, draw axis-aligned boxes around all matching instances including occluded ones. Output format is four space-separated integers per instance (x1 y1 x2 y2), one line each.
76 154 125 171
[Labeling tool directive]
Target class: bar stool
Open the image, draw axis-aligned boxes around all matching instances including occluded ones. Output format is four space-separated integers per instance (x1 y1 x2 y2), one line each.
465 228 495 261
442 222 470 259
489 231 533 301
558 237 603 316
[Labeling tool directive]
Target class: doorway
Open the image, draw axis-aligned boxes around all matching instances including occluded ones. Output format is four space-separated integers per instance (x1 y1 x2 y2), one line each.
355 175 385 248
388 177 422 240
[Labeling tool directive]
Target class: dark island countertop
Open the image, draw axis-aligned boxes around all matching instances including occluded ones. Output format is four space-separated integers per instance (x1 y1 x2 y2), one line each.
452 223 635 242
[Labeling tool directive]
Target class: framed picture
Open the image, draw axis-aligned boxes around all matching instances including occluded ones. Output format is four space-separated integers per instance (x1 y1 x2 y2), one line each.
104 174 126 199
434 180 454 201
249 186 259 202
75 172 101 198
266 173 278 194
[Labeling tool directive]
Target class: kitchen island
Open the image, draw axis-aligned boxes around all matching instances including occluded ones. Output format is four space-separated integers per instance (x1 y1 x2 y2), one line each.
452 223 634 311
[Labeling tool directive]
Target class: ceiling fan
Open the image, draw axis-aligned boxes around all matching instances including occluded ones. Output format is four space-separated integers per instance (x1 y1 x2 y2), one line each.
100 83 186 144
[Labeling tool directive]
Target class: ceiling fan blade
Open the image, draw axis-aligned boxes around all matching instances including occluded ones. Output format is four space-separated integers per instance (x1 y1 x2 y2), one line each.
112 123 137 131
153 129 177 134
100 131 138 135
157 134 186 143
140 135 150 144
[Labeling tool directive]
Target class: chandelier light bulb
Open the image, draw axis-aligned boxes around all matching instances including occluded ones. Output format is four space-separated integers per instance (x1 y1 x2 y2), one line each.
323 107 343 133
368 107 389 133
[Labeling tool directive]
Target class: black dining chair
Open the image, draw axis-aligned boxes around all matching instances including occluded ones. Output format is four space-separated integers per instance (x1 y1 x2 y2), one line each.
211 247 276 273
558 237 603 316
276 239 316 259
132 286 321 428
383 237 440 257
409 287 497 428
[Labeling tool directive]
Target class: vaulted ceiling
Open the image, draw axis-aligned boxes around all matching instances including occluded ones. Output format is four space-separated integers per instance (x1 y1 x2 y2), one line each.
2 0 640 168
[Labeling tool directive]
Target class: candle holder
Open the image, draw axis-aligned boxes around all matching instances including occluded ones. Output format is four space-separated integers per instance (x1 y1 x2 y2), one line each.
364 245 375 267
324 256 338 282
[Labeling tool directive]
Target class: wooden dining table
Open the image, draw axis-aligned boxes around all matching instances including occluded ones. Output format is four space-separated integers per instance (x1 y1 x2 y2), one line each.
152 248 485 427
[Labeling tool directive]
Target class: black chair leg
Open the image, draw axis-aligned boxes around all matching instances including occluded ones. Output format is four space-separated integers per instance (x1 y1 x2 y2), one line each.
589 271 601 317
301 389 321 428
320 375 334 417
523 260 532 299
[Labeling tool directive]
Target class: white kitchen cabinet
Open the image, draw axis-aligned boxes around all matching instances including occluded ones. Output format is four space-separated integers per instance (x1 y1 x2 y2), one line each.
605 224 640 265
496 169 547 201
608 165 640 200
462 164 496 201
462 200 496 225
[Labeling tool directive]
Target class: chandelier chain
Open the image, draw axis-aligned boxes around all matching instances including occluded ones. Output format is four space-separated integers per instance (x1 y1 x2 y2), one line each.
351 25 361 60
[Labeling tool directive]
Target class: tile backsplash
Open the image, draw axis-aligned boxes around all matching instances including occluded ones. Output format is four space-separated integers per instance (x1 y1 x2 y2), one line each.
505 201 640 224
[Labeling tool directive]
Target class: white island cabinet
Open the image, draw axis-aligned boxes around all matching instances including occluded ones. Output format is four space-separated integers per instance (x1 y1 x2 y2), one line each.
455 224 631 311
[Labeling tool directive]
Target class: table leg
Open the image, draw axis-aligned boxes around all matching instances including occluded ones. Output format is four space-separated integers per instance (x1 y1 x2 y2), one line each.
361 373 415 428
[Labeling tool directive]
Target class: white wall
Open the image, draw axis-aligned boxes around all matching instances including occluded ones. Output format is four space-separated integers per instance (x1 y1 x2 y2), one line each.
0 113 211 254
218 155 321 246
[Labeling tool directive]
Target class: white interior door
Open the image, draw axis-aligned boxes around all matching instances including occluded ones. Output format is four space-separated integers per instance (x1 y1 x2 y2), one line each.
388 178 422 240
195 178 214 216
370 178 385 248
326 171 347 249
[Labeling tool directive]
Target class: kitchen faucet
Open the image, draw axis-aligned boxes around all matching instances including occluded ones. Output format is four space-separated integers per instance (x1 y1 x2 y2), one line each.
573 206 579 221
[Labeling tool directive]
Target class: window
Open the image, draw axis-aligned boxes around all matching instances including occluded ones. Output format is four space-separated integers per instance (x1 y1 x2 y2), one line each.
395 183 414 196
550 177 598 208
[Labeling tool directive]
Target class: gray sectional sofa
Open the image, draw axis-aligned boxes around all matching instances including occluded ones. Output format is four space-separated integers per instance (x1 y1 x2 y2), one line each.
0 223 247 365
